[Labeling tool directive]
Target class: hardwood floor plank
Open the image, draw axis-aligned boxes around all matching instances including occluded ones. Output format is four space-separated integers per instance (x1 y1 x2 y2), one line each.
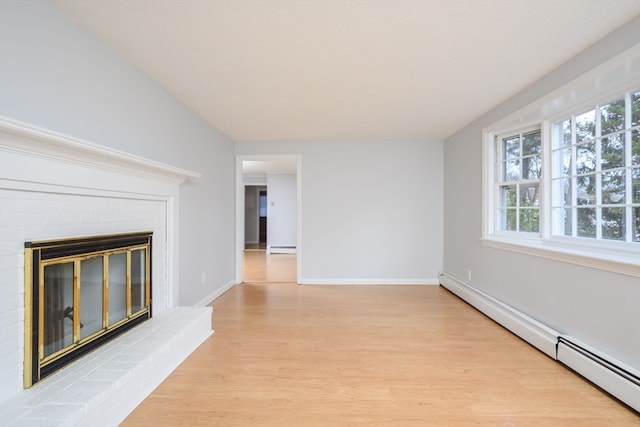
122 282 639 426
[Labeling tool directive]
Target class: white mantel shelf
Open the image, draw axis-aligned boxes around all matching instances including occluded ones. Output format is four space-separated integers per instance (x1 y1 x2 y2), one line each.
0 117 201 185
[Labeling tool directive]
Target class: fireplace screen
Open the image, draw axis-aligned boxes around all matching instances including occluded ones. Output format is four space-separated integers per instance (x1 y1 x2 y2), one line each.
24 232 152 387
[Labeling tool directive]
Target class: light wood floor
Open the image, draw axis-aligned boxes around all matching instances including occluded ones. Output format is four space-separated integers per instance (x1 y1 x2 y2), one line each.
242 250 297 283
122 255 639 426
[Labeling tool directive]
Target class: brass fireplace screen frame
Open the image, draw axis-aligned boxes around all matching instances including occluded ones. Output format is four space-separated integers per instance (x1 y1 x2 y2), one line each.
24 232 152 387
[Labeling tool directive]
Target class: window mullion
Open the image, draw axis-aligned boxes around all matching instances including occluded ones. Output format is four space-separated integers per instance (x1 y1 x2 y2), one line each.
571 116 578 237
595 105 603 240
541 121 552 239
516 134 522 232
624 93 633 242
515 183 521 232
493 137 501 234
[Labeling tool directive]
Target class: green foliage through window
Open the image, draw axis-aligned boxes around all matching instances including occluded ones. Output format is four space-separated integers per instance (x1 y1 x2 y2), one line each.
497 130 541 233
552 90 640 242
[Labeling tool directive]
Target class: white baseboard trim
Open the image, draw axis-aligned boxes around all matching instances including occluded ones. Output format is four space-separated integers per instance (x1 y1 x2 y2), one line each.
299 278 440 285
194 279 236 306
439 272 559 359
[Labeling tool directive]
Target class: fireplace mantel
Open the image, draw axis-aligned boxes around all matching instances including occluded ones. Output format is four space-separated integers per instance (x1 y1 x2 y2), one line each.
0 116 207 417
0 116 201 312
0 116 201 185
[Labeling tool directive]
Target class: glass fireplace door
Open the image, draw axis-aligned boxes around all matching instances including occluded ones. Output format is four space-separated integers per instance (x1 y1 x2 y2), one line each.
40 249 150 363
130 249 147 315
42 262 74 359
26 232 152 387
79 257 104 340
108 253 127 325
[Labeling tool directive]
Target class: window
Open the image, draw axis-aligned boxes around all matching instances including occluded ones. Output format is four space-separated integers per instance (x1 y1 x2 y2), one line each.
552 94 640 242
482 45 640 275
497 129 542 233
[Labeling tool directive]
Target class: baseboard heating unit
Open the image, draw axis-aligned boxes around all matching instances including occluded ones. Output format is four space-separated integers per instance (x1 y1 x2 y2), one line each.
439 273 640 413
267 245 296 254
557 337 640 412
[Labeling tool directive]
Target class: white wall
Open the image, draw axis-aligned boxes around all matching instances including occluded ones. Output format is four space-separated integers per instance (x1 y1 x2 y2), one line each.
236 140 443 284
0 0 236 308
266 174 297 250
443 16 640 370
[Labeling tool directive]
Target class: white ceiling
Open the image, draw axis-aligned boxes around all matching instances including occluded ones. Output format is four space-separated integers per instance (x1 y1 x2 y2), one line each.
52 0 640 142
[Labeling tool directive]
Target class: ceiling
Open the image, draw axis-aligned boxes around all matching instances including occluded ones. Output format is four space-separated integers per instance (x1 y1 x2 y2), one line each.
52 0 640 143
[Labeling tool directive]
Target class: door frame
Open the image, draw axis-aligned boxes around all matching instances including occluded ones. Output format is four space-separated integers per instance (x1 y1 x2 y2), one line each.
235 154 302 284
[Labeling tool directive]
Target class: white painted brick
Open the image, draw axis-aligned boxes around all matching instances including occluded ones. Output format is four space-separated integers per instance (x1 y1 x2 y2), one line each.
59 200 91 214
0 278 21 304
0 361 22 400
0 319 22 342
0 268 21 289
0 307 23 329
45 213 81 226
88 224 114 235
1 186 169 406
23 198 63 214
0 334 20 359
0 293 22 315
0 239 23 257
0 253 23 272
2 213 43 228
0 344 22 375
0 226 27 243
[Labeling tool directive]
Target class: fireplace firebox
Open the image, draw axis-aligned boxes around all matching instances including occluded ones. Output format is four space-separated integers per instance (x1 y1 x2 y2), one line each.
24 232 152 387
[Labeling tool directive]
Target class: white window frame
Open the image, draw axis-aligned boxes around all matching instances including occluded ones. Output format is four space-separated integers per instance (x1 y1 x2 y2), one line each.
482 44 640 277
493 126 542 236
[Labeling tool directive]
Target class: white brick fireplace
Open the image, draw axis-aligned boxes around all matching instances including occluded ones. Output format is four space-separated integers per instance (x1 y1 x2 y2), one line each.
0 118 212 426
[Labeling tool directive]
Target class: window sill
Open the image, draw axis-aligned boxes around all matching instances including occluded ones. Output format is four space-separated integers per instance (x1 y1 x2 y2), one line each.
481 236 640 278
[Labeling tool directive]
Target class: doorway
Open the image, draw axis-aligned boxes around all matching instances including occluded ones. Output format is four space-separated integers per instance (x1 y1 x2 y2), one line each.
258 190 267 247
244 186 267 250
235 155 302 284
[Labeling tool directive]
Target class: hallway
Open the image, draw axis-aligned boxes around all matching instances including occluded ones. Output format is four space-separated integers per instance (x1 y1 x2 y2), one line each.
242 250 297 283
